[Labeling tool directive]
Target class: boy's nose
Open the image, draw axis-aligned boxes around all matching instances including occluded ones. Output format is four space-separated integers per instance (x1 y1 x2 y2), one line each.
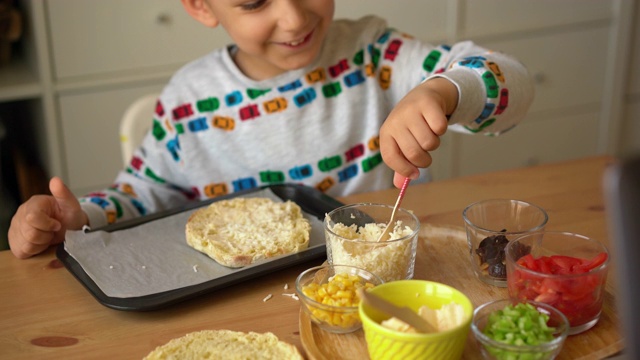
276 0 308 31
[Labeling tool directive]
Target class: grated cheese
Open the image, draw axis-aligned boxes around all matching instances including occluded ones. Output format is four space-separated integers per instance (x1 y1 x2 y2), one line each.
204 200 308 259
187 198 310 268
282 293 299 301
327 220 416 282
263 294 273 302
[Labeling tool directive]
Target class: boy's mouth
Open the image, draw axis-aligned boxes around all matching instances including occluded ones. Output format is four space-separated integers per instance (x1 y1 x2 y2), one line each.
280 30 314 48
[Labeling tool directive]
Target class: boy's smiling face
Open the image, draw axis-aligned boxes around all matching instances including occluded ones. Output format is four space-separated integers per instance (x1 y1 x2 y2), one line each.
184 0 335 80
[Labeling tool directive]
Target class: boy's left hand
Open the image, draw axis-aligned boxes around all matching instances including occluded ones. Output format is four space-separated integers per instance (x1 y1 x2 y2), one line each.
380 77 458 188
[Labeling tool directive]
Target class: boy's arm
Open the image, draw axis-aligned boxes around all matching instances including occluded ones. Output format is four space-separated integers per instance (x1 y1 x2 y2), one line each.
380 37 535 185
380 77 458 185
78 166 195 229
426 42 535 135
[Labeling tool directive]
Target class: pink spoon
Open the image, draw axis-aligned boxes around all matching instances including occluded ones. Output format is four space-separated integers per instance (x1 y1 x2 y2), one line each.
376 177 411 242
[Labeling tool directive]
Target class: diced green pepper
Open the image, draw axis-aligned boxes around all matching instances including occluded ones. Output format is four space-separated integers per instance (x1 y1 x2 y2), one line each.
482 303 557 360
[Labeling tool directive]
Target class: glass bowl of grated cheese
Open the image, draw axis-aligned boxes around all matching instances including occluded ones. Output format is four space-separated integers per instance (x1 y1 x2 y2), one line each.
324 203 420 282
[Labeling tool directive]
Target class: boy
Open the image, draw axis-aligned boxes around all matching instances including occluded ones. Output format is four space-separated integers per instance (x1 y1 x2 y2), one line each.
8 0 533 259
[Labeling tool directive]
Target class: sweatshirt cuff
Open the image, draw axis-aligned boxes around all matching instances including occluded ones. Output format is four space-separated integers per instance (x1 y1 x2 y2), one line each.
426 67 485 126
80 202 108 230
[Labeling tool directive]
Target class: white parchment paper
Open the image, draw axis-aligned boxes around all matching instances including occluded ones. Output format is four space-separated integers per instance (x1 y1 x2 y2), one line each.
64 189 326 298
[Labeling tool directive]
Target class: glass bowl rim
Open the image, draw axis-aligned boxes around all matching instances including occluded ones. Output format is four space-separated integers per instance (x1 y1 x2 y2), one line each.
505 230 610 277
358 279 474 339
462 198 549 234
471 299 569 352
295 264 384 310
324 202 420 243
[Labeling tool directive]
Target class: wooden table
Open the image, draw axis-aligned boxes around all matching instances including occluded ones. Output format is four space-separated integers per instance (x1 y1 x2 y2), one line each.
0 156 624 359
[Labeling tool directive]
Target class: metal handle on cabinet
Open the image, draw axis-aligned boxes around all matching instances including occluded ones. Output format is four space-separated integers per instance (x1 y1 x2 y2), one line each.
156 13 172 25
533 72 545 84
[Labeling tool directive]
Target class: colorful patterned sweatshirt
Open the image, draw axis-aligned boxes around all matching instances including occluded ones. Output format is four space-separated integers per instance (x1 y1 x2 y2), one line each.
80 16 534 229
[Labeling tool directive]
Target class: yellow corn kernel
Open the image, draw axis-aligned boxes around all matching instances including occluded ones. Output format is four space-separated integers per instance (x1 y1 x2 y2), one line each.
326 283 339 295
301 272 375 328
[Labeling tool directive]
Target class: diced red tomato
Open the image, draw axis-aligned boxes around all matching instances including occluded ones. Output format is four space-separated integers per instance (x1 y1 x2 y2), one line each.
575 252 608 272
517 254 537 270
550 255 583 272
509 252 608 327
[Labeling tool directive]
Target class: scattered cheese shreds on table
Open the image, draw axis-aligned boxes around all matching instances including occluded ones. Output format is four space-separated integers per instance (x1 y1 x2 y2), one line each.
282 293 299 301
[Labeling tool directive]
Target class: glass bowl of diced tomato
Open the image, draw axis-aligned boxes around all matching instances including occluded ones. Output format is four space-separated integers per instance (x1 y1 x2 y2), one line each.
505 231 609 335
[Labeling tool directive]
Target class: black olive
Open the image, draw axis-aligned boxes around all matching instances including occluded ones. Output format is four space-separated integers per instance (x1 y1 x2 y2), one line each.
488 263 507 278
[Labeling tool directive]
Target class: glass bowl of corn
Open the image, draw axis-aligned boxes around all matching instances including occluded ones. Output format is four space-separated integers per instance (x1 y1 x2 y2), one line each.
296 264 384 333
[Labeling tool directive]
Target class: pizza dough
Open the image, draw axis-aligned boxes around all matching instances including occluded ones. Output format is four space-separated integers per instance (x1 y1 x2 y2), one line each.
144 329 304 360
186 197 311 268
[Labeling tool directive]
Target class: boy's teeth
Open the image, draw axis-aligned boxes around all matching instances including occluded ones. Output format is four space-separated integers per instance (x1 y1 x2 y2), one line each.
288 39 303 46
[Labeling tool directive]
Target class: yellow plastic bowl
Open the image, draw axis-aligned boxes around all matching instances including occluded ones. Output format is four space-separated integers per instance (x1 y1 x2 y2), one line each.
359 280 473 360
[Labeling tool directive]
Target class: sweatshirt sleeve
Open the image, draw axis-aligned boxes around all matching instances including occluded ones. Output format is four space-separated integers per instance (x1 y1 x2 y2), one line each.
428 41 535 135
78 94 196 229
375 22 534 135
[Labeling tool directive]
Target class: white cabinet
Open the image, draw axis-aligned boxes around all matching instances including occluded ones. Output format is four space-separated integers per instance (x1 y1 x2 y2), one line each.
46 0 229 80
454 25 610 176
448 0 627 178
484 27 610 114
0 0 232 196
335 0 450 42
0 0 635 198
462 0 612 37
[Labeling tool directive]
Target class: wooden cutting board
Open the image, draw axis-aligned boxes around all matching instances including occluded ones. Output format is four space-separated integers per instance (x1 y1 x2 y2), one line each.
299 224 623 360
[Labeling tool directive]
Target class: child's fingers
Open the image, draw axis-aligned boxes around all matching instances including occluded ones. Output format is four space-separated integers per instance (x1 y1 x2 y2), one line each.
49 177 87 230
393 172 411 188
24 207 62 233
15 237 52 258
50 177 81 212
380 134 421 179
385 112 442 167
398 141 432 169
406 117 441 153
8 204 58 259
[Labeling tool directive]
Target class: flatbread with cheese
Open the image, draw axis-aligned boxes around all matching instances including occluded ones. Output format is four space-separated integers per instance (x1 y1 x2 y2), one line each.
144 330 304 360
185 197 311 268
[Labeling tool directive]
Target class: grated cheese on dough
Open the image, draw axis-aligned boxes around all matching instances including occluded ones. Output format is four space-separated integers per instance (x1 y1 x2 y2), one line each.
186 198 311 268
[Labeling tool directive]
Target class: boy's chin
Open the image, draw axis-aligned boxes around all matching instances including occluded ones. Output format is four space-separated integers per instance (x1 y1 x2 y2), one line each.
278 53 320 71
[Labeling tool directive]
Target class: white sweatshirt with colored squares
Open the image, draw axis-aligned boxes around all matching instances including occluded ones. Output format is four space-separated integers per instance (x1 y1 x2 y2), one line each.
79 16 534 229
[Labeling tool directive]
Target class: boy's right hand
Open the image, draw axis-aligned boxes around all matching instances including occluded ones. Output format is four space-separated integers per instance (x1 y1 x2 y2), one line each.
8 177 88 259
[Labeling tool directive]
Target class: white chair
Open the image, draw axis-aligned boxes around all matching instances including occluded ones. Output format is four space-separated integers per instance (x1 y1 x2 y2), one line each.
119 94 159 166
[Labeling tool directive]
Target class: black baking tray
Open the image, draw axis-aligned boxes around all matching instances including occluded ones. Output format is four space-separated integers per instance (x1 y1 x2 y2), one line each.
56 184 344 312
